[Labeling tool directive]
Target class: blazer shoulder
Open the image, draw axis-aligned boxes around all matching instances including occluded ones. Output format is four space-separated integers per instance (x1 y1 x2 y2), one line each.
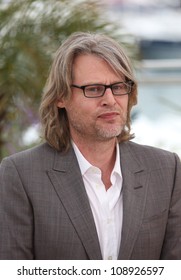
125 140 175 156
121 141 180 169
1 143 55 169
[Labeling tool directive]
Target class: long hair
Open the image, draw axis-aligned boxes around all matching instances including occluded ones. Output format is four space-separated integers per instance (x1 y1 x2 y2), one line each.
39 32 138 152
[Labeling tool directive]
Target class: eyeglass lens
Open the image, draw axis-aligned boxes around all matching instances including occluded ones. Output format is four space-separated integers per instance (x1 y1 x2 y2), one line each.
84 82 130 97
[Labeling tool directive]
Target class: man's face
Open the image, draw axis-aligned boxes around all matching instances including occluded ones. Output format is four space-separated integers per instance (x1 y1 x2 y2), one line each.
57 54 128 144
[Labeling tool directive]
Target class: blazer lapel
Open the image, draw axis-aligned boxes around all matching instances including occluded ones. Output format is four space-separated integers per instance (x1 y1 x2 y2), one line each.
47 147 102 260
118 143 150 259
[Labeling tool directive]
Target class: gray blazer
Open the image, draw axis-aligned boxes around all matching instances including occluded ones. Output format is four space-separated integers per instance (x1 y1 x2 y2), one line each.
0 141 181 259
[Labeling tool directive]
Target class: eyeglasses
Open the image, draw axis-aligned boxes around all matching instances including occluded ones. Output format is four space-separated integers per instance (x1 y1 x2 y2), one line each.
71 81 133 98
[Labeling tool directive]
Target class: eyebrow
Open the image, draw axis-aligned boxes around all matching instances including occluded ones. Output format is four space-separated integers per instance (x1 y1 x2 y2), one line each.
72 80 126 86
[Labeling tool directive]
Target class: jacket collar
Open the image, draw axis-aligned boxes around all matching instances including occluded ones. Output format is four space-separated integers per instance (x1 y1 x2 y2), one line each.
118 142 149 259
48 146 102 259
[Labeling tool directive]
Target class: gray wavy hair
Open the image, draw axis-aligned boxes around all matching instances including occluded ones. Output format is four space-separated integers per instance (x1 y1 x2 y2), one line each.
39 32 138 152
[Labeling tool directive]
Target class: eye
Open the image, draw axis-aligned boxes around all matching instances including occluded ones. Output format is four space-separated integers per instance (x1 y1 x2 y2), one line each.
112 83 125 91
85 85 105 97
86 85 103 93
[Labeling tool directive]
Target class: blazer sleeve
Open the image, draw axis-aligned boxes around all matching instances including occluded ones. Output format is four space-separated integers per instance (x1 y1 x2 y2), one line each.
160 153 181 259
0 157 34 259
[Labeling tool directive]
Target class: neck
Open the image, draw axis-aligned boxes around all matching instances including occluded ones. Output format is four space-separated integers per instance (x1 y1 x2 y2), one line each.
72 137 117 190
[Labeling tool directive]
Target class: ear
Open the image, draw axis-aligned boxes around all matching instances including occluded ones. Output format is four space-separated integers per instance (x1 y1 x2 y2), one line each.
57 97 66 109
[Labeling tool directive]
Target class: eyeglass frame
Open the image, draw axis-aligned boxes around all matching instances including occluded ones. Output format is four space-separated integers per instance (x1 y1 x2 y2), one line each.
71 80 134 98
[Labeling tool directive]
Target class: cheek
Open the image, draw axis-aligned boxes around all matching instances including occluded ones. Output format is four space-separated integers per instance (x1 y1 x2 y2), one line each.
65 99 93 122
69 97 96 114
116 96 128 110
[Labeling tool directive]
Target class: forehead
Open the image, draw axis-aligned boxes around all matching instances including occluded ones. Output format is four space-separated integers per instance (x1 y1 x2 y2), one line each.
73 54 108 69
72 54 123 83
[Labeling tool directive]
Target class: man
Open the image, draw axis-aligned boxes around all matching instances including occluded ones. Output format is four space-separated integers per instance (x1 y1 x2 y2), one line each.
0 32 181 260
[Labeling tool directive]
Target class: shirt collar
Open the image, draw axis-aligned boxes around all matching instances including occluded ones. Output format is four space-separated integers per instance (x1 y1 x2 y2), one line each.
72 141 92 175
72 141 122 179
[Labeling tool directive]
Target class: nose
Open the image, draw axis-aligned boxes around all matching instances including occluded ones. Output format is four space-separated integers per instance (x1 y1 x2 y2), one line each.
100 88 116 106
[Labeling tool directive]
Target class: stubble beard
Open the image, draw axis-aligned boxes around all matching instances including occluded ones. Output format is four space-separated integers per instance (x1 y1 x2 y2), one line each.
69 112 127 143
95 114 127 141
95 123 124 141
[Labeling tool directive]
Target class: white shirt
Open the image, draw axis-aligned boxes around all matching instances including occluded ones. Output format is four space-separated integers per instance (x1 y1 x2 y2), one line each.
72 142 123 260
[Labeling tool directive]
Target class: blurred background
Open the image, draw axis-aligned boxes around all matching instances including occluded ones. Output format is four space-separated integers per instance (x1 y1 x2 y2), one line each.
0 0 181 160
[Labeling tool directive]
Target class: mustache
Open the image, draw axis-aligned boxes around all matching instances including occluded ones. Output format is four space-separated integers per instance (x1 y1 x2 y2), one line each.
97 109 125 117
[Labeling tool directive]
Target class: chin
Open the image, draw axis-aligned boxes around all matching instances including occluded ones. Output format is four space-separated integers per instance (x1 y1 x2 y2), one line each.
96 127 123 140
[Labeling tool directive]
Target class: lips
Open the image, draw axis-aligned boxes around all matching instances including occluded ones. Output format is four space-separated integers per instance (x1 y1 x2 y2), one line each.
98 112 120 120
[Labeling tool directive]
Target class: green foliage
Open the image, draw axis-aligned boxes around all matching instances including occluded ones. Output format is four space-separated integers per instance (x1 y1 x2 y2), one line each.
0 0 136 159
